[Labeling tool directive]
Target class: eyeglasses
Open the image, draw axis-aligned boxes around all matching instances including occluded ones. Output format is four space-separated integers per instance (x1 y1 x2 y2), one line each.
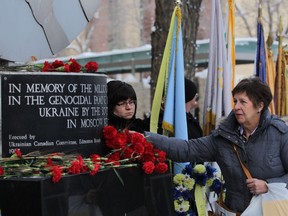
195 93 199 100
117 100 136 107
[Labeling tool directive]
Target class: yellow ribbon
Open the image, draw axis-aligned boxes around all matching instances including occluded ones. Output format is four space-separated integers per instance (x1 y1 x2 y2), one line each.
194 184 207 216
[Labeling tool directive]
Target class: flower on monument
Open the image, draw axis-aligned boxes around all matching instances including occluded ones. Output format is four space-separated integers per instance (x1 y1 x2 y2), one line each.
102 125 169 175
155 161 169 173
67 155 87 174
35 58 99 73
51 165 63 183
84 61 99 72
14 149 23 158
0 166 4 175
0 149 106 182
46 153 104 182
0 126 169 182
142 161 155 174
89 163 101 176
1 58 99 73
7 149 23 159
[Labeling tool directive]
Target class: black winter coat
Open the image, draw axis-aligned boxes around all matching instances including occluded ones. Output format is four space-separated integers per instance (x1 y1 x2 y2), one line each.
108 113 149 133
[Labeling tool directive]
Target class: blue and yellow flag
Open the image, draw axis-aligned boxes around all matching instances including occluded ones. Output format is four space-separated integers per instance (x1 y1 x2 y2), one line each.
162 22 187 141
162 22 188 175
150 5 207 215
150 7 178 133
255 4 267 82
150 5 187 139
149 5 188 174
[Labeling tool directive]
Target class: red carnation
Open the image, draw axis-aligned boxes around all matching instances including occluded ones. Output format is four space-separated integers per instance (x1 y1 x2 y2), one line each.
85 61 98 72
90 164 100 176
15 149 22 158
155 150 167 162
132 143 145 155
130 132 145 146
68 58 81 72
68 158 83 174
69 61 81 72
46 157 54 167
103 126 118 140
0 166 4 175
122 147 134 159
155 162 168 174
64 64 70 72
107 152 121 161
106 152 121 166
42 61 52 72
51 60 64 68
139 152 156 163
143 142 154 152
105 138 117 149
142 161 155 174
76 155 84 164
90 154 101 162
113 133 127 149
51 166 62 183
124 129 132 143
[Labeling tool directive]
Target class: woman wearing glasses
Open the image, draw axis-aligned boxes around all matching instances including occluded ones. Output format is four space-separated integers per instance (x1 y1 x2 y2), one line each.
105 80 150 216
107 80 149 133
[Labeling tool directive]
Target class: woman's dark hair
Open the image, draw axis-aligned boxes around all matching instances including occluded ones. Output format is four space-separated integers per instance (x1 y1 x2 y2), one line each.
107 80 137 117
232 76 272 112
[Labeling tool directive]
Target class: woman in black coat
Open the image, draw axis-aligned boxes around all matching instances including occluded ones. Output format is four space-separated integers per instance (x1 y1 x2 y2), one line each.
184 78 203 140
107 80 149 133
106 80 150 216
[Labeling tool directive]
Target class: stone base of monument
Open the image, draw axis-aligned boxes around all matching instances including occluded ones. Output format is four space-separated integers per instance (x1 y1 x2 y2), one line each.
0 167 174 216
0 72 174 216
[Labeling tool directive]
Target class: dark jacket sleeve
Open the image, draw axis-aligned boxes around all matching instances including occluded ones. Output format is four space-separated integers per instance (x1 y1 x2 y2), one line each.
144 131 216 163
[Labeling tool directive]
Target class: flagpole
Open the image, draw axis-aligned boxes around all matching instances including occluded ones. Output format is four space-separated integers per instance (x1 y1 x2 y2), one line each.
276 17 283 115
258 0 262 19
255 0 267 82
225 0 235 116
266 33 276 114
277 16 288 115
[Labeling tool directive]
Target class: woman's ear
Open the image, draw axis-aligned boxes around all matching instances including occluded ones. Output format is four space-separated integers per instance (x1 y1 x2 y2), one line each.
258 102 264 113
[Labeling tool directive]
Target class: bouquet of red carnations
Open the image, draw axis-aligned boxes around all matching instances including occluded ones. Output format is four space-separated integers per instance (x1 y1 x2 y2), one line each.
102 125 169 175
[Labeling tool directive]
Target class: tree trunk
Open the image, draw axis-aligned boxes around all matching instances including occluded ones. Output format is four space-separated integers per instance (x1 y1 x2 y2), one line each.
150 0 202 102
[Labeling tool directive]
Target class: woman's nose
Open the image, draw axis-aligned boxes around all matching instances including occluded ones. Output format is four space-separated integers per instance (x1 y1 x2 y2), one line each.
234 102 239 110
125 103 133 108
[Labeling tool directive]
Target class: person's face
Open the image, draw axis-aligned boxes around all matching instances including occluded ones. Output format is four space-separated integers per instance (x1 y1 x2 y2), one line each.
233 92 263 126
113 99 136 119
186 93 199 111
